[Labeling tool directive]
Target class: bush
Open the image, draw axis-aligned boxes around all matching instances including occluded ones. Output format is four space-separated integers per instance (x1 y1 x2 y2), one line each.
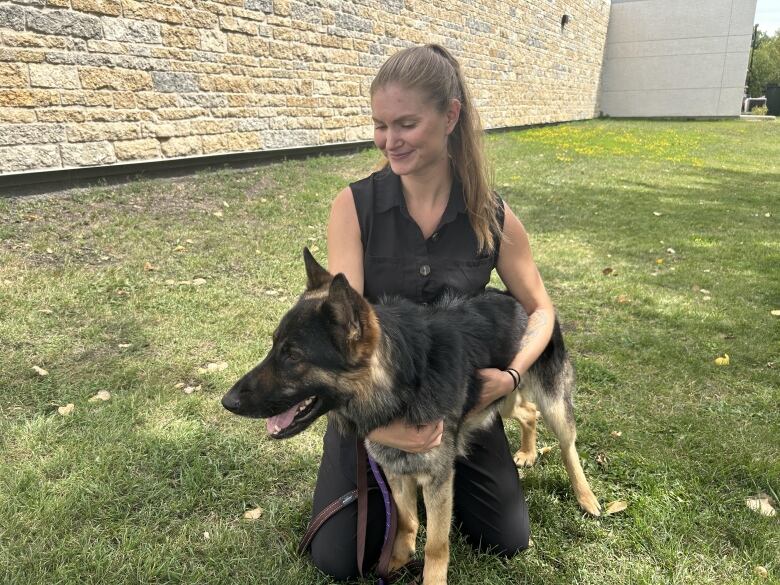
750 105 769 116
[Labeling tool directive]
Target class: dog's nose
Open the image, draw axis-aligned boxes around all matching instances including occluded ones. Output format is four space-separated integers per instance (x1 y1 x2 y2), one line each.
221 393 241 413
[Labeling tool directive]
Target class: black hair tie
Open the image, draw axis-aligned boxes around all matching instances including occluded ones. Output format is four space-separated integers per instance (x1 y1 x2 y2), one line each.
505 367 521 391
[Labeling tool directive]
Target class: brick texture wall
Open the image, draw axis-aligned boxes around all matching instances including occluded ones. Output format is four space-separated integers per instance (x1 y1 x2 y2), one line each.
0 0 610 175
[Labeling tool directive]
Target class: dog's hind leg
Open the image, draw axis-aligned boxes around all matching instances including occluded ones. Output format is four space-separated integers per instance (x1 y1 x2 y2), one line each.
421 473 454 585
503 392 539 468
535 389 601 516
386 474 418 572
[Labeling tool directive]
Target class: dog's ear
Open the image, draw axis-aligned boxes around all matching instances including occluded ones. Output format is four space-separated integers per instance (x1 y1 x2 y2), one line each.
324 274 379 365
325 274 363 342
303 247 332 290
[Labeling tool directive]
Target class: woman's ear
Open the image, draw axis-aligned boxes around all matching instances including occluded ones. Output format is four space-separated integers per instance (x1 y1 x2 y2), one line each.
446 98 462 135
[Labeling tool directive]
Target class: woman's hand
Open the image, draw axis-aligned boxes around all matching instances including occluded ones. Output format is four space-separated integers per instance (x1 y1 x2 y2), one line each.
367 418 444 453
468 368 516 417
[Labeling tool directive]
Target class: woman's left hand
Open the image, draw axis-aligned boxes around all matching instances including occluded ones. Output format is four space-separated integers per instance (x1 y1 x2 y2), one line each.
468 368 516 416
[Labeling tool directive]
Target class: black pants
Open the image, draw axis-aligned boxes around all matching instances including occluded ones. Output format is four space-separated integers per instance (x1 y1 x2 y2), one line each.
308 417 530 581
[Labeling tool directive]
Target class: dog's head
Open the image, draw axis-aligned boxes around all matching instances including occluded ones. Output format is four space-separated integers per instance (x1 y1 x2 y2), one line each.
221 248 381 439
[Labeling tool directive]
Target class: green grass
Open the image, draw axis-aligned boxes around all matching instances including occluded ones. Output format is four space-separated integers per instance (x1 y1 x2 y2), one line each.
1 119 778 584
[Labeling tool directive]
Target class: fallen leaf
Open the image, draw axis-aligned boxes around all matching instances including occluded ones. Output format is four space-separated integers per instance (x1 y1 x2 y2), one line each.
538 446 554 456
185 239 194 244
765 213 771 218
771 310 780 317
611 430 622 438
38 309 54 314
57 403 75 416
213 211 224 219
616 294 630 304
143 262 158 271
174 382 185 389
222 201 229 208
746 494 776 517
203 531 211 540
46 247 53 254
33 365 49 376
596 453 608 467
754 566 768 578
699 289 711 295
165 279 176 285
714 354 730 366
602 267 613 276
192 278 207 286
655 258 664 265
173 245 187 252
118 343 132 348
653 211 662 216
198 362 228 374
605 500 628 515
89 390 112 402
243 507 263 520
265 290 279 296
183 385 201 394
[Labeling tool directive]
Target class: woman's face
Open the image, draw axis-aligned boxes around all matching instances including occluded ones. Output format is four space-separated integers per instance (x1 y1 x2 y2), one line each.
371 83 460 177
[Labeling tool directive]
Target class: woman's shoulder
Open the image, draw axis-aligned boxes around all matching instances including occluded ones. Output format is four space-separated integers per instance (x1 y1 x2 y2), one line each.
349 165 393 193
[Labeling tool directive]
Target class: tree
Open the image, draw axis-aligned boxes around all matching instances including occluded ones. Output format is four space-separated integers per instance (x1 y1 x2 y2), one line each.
747 29 780 97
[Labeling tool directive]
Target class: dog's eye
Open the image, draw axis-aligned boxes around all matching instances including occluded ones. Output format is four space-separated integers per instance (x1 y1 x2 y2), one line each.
285 347 304 365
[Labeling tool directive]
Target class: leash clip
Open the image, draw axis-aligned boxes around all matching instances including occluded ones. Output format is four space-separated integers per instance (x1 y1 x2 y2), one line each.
341 492 357 506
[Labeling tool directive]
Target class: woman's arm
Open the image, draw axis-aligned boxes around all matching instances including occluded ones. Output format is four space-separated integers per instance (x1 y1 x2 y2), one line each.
470 201 556 414
327 187 444 452
327 187 364 293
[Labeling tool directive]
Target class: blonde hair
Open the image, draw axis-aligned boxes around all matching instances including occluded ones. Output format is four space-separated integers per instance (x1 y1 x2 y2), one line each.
370 44 500 254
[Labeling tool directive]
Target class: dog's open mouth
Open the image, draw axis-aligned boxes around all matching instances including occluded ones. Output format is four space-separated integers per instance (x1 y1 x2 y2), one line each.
266 395 322 439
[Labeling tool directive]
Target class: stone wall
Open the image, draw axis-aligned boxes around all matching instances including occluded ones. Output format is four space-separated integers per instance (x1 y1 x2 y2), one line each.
0 0 610 175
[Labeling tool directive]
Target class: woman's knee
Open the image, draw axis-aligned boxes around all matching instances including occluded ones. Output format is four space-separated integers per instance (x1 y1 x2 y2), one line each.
309 526 359 581
463 515 530 557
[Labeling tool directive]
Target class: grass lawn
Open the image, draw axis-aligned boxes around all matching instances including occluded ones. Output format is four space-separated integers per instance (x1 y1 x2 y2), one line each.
0 119 778 584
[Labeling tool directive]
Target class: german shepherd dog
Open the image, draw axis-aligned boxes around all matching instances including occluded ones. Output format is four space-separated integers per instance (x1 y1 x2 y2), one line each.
222 249 599 584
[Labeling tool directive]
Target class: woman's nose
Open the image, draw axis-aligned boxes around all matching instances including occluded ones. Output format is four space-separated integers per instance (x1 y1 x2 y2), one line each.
386 128 401 149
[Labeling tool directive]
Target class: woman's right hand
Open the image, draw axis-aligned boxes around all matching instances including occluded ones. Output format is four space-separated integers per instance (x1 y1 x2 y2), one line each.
367 418 444 453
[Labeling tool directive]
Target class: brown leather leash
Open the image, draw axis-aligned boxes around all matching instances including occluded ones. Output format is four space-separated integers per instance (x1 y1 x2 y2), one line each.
298 438 423 584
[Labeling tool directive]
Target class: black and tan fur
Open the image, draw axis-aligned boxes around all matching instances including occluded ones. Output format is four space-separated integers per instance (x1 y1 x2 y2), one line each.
222 249 599 585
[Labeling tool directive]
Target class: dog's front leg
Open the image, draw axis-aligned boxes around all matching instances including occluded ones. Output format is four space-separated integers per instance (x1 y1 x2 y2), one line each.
386 473 418 571
421 472 454 585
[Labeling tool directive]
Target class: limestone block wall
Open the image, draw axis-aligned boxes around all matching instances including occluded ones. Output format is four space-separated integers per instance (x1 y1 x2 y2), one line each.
0 0 610 175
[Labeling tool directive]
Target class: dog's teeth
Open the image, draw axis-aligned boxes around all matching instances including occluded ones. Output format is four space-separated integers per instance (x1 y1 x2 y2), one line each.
273 424 281 433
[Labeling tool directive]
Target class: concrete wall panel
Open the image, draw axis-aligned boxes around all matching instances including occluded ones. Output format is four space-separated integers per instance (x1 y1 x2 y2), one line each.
599 0 758 117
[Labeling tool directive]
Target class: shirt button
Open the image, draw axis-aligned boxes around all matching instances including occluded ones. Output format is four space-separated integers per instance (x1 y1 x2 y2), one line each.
419 264 431 277
431 232 439 242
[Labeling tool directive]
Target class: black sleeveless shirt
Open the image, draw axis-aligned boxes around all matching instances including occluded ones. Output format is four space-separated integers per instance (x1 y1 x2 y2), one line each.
350 167 505 304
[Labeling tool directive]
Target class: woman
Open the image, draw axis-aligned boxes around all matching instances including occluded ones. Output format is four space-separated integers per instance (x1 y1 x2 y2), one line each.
309 44 555 580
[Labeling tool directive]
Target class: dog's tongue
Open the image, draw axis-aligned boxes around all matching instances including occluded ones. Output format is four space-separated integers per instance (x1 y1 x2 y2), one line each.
266 403 300 435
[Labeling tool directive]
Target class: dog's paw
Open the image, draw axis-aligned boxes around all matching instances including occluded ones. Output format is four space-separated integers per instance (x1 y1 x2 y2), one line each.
513 449 537 468
577 492 601 516
388 551 414 573
388 536 415 572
